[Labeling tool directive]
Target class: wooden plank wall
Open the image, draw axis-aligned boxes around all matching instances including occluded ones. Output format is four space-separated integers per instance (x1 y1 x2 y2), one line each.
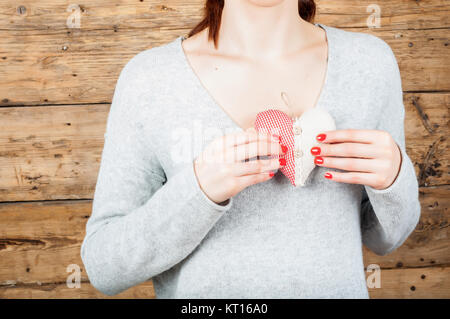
0 0 448 298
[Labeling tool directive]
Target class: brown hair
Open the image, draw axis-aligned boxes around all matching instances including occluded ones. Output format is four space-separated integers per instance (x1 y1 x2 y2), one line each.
187 0 316 49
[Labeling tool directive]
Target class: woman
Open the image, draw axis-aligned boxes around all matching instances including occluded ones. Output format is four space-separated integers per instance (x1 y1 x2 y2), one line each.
81 0 421 298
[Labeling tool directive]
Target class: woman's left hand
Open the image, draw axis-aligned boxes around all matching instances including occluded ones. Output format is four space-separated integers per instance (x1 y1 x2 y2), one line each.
311 129 402 190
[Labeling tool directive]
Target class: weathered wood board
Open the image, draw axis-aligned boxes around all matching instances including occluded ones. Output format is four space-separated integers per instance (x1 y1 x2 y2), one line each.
0 1 448 31
2 266 448 299
367 266 450 299
0 281 156 299
0 2 448 105
0 93 447 202
0 186 448 298
0 29 448 106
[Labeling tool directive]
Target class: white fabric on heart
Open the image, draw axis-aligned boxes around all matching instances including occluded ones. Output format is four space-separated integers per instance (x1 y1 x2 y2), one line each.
293 107 336 187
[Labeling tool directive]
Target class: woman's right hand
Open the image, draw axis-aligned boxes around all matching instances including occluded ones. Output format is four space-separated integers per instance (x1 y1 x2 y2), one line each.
193 128 287 205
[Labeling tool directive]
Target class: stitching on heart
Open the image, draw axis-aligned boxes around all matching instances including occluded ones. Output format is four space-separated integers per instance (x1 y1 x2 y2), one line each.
293 117 311 187
293 125 302 186
255 107 336 187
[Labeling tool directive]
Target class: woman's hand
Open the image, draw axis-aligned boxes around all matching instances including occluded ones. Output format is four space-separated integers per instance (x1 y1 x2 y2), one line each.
194 128 286 204
311 129 402 190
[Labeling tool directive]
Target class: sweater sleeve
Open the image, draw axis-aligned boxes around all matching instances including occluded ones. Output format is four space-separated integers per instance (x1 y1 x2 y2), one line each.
80 53 233 296
360 40 421 256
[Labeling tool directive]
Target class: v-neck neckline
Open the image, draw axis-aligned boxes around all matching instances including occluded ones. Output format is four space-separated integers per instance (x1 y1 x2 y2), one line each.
176 23 333 132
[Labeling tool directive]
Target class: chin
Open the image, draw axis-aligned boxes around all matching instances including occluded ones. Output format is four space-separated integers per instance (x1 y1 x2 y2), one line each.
246 0 285 7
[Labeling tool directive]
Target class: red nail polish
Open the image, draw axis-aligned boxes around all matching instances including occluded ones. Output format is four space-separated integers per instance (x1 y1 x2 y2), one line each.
269 172 275 177
311 147 321 155
324 172 332 179
316 134 326 142
281 145 288 153
279 158 286 166
314 156 324 165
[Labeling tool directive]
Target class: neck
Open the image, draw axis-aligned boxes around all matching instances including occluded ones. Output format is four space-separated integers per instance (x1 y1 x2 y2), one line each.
216 1 314 59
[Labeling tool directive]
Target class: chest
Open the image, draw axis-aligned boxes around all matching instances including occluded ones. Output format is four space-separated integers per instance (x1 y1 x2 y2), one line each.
186 51 328 130
145 49 382 179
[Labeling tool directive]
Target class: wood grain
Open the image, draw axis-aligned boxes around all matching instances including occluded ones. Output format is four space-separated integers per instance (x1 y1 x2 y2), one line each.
361 29 449 93
0 28 182 107
1 266 448 298
0 93 447 202
0 281 155 299
0 0 204 31
0 200 91 285
368 267 450 298
316 0 450 30
403 93 449 188
0 188 447 287
0 0 448 300
0 105 107 202
363 185 449 269
0 26 448 106
0 0 447 31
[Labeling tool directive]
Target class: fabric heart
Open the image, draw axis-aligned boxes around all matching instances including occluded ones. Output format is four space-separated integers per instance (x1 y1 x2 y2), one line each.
254 108 336 187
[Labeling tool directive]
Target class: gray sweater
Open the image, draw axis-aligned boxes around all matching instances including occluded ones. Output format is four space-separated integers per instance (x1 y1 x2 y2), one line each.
81 24 421 298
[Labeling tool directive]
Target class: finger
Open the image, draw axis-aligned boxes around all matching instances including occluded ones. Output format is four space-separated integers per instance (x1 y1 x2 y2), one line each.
222 130 279 148
317 129 379 144
315 156 376 173
233 158 282 176
232 140 285 162
236 171 275 188
310 142 382 159
323 171 378 186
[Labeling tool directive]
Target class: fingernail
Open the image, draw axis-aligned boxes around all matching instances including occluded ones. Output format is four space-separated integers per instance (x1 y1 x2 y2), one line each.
316 134 326 142
311 147 321 155
269 172 275 177
279 158 286 166
281 145 288 153
324 172 332 179
314 156 324 165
